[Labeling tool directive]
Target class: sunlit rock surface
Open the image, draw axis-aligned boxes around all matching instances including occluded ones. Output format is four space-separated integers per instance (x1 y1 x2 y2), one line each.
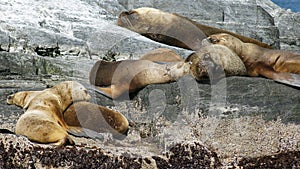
0 0 300 168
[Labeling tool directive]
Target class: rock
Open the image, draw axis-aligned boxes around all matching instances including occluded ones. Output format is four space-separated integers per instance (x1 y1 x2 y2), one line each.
0 0 191 60
258 0 300 53
1 0 300 168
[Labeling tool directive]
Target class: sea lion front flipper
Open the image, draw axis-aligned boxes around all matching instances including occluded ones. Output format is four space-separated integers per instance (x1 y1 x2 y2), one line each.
272 73 300 88
67 126 104 140
257 64 300 87
90 86 113 99
95 85 128 99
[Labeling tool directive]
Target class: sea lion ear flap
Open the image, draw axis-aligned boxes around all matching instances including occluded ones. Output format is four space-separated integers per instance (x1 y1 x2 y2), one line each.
23 98 31 109
184 52 196 63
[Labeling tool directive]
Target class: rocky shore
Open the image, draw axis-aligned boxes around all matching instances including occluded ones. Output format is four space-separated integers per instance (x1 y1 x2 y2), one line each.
0 0 300 168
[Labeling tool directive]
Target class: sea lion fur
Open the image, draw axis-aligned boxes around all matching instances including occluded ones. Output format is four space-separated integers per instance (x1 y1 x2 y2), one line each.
7 81 91 146
209 33 300 87
117 7 272 50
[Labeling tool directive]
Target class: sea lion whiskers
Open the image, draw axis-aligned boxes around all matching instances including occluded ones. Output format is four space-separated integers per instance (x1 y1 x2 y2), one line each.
121 15 134 29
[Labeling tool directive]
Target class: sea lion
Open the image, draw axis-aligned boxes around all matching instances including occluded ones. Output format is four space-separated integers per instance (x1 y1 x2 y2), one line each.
186 44 247 81
117 7 272 51
139 48 183 62
208 33 300 87
89 60 190 99
7 81 91 146
63 101 129 139
89 48 184 87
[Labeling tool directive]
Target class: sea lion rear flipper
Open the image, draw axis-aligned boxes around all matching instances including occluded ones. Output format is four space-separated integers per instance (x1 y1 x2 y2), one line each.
258 65 300 87
152 61 168 64
67 126 104 140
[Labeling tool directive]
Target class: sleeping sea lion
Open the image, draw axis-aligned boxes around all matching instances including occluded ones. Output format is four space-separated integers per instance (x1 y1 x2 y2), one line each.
63 101 129 139
117 7 272 50
89 60 190 99
7 81 91 146
89 48 184 88
208 33 300 87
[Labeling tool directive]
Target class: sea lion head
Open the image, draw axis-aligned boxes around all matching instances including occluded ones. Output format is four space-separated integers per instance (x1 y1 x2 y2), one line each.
7 91 42 108
208 33 243 55
7 92 26 107
117 7 206 50
51 81 91 105
186 52 224 81
117 7 173 34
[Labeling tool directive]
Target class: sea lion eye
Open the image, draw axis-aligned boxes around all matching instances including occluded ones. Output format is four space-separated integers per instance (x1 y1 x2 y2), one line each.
209 37 219 44
7 95 13 100
128 10 137 15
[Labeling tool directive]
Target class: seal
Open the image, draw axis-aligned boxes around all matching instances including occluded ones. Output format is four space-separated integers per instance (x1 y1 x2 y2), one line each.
186 44 247 81
89 59 190 99
117 7 272 51
63 101 129 139
7 81 91 146
208 33 300 87
139 48 183 62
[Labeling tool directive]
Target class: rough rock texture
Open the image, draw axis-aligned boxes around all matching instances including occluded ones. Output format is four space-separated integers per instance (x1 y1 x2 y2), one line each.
258 0 300 53
1 0 300 168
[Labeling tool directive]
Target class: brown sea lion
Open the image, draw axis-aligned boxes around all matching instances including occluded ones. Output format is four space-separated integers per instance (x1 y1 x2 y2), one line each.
7 81 91 146
186 44 247 81
89 48 184 88
208 33 300 87
89 59 190 99
139 48 183 62
63 101 129 139
117 7 272 51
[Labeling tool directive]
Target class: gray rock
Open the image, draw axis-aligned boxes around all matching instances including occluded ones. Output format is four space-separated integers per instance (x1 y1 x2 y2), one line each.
258 0 300 52
1 0 300 168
